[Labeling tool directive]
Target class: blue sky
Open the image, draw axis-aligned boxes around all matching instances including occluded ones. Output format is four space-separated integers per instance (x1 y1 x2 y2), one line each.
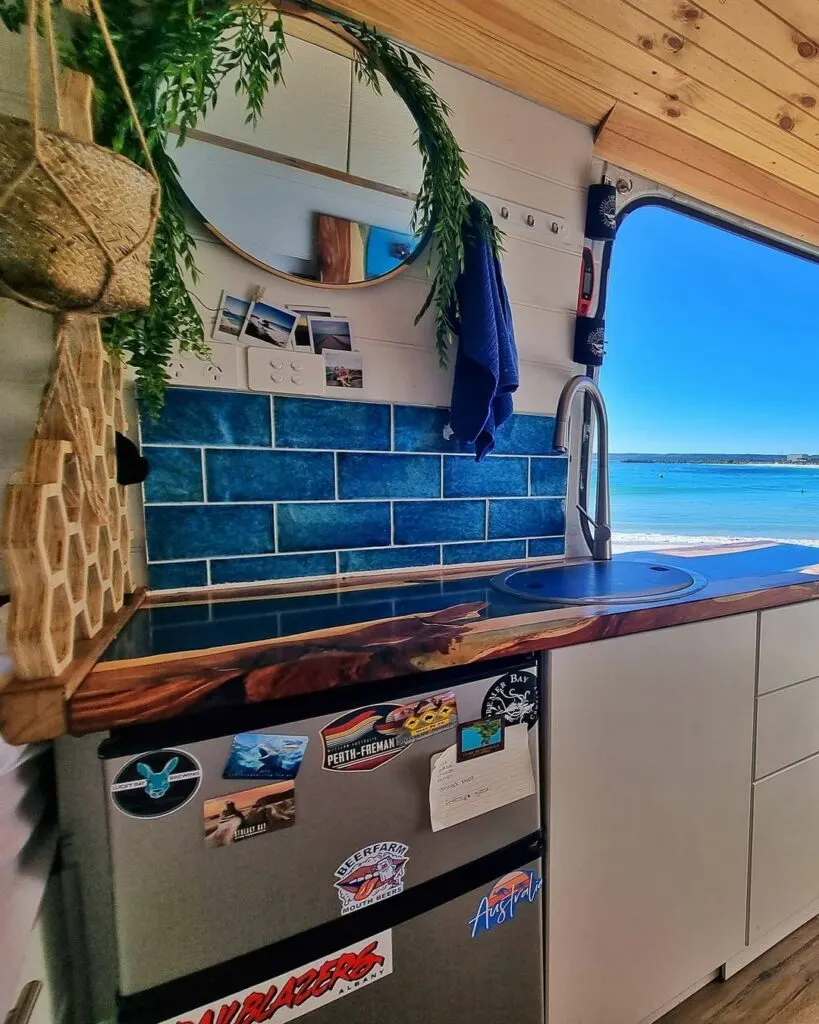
602 204 819 455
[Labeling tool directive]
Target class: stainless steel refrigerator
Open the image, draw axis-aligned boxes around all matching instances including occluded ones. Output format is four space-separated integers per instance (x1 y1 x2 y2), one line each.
56 656 545 1024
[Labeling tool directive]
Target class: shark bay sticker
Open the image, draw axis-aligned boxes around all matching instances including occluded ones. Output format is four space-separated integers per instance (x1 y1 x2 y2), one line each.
110 749 202 819
157 930 393 1024
334 842 409 914
468 868 543 939
321 704 411 772
482 670 540 730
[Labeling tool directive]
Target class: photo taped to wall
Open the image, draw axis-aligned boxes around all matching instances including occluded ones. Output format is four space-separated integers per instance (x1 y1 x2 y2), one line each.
308 316 354 355
242 301 299 349
287 305 331 352
212 291 251 343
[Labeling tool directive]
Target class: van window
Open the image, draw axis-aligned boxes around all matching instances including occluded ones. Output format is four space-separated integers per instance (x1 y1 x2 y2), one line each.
602 202 819 550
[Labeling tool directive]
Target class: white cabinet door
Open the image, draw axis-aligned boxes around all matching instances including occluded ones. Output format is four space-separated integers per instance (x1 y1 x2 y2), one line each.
758 600 819 695
749 752 819 940
547 614 757 1024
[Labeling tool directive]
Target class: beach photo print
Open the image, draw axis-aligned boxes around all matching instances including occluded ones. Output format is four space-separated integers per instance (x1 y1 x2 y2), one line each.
325 350 363 389
223 733 308 782
242 300 299 348
204 782 295 848
212 291 250 343
308 316 354 354
287 305 331 352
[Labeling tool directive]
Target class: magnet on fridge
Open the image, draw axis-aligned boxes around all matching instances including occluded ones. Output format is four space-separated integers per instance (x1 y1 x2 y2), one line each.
204 782 295 848
222 733 308 781
456 718 505 762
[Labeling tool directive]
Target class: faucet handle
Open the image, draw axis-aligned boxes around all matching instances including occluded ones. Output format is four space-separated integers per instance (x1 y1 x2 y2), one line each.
576 504 599 529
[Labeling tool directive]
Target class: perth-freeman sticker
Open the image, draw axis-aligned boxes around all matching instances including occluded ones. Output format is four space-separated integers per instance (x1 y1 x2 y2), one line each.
159 931 393 1024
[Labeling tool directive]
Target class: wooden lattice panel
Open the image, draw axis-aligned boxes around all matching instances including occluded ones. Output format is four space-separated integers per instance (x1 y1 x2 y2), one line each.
1 323 132 680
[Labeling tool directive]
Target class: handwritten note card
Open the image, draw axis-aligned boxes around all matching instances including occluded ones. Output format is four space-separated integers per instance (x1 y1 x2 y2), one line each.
429 723 535 832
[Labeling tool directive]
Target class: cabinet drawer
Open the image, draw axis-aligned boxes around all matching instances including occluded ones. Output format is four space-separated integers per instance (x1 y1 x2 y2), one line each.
750 752 819 940
759 601 819 695
755 676 819 778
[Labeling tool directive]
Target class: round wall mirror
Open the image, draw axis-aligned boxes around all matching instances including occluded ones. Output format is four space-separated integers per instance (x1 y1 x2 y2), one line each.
166 13 426 287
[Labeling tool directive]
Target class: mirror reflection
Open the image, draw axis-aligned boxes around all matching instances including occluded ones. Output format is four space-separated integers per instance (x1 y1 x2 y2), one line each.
167 16 426 286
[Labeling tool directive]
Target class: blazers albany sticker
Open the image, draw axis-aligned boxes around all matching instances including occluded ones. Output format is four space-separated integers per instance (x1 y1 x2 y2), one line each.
159 930 393 1024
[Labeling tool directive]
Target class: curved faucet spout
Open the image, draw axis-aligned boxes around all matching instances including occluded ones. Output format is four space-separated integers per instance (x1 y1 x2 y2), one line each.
554 375 612 561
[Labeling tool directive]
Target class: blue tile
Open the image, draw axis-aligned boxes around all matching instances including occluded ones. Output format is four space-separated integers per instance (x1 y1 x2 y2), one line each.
443 540 526 565
488 499 566 539
528 537 565 558
444 455 527 497
493 414 557 456
206 450 334 502
210 553 336 585
143 447 203 503
148 561 208 591
530 457 569 497
146 505 274 561
337 453 440 499
275 397 390 450
393 500 485 544
140 388 271 446
338 546 441 573
393 405 470 454
277 502 391 552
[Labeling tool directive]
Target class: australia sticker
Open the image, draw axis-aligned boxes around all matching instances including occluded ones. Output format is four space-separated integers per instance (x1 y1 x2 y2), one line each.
394 691 457 742
482 670 540 730
457 717 505 762
223 733 309 781
468 868 543 938
334 841 409 914
321 704 412 772
204 782 295 848
110 749 202 819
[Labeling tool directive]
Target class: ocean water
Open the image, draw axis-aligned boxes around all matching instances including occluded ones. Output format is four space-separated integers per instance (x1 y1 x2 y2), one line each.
608 461 819 547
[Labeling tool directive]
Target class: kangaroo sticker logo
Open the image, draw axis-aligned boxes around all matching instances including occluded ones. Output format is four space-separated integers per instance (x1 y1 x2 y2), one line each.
111 749 202 819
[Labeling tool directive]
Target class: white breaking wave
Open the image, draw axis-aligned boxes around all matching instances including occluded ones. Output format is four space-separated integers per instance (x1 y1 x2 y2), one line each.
612 532 819 551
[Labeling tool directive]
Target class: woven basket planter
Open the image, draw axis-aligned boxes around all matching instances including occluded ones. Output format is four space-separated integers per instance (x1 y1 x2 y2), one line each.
0 114 159 314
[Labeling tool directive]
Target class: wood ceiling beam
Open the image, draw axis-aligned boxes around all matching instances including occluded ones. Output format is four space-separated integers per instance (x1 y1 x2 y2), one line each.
327 0 612 126
596 104 819 246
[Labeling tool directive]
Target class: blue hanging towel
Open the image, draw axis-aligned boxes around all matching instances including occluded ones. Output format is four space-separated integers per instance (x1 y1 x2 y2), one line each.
448 201 518 460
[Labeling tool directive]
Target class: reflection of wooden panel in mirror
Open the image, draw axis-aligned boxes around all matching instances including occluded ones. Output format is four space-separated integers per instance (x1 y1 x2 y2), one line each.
166 10 427 287
317 214 366 284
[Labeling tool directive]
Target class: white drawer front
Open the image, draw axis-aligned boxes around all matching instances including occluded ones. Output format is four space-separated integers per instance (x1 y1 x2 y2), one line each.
759 601 819 695
750 752 819 940
756 676 819 778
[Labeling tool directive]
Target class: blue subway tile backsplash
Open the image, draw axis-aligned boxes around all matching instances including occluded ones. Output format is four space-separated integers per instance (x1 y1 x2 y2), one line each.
206 450 335 502
143 447 204 503
337 453 440 499
274 396 390 451
277 502 391 552
141 389 569 591
141 389 272 447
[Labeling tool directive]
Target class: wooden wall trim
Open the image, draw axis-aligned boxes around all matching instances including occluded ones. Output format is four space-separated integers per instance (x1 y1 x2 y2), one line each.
595 104 819 246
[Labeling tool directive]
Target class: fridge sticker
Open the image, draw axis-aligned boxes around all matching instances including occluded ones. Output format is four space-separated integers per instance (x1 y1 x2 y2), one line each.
456 717 505 762
223 733 309 781
157 930 393 1024
204 782 295 848
320 703 412 772
468 868 543 939
334 841 409 914
396 691 458 742
110 749 201 819
482 670 540 730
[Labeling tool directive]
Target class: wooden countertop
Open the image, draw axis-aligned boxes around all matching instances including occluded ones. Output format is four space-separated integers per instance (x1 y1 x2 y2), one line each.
53 540 819 738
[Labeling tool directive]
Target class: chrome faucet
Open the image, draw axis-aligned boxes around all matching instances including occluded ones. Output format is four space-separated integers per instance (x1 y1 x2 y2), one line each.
553 375 612 561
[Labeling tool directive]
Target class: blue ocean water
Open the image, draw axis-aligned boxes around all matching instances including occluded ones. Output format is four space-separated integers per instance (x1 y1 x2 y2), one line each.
608 461 819 545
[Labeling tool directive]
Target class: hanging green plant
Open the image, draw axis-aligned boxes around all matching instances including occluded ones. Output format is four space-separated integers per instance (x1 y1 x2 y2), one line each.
0 0 500 414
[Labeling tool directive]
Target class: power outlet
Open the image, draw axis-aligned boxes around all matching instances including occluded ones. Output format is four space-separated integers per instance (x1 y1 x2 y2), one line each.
246 348 325 396
166 341 242 390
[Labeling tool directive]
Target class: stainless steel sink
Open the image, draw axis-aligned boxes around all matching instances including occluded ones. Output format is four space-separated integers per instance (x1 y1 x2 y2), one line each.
491 560 708 606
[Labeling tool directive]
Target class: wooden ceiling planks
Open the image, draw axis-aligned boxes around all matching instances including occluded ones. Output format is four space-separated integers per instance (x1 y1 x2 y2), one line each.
331 0 819 233
596 104 819 246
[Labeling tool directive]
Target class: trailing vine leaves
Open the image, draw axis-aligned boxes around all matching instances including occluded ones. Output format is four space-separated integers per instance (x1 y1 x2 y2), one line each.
0 0 498 414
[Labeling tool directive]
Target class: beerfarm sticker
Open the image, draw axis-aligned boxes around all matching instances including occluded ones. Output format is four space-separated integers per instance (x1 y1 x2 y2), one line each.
158 931 393 1024
334 842 409 915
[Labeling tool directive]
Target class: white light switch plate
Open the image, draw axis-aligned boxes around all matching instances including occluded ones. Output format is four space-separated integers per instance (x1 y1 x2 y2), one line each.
166 341 242 390
246 348 326 396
